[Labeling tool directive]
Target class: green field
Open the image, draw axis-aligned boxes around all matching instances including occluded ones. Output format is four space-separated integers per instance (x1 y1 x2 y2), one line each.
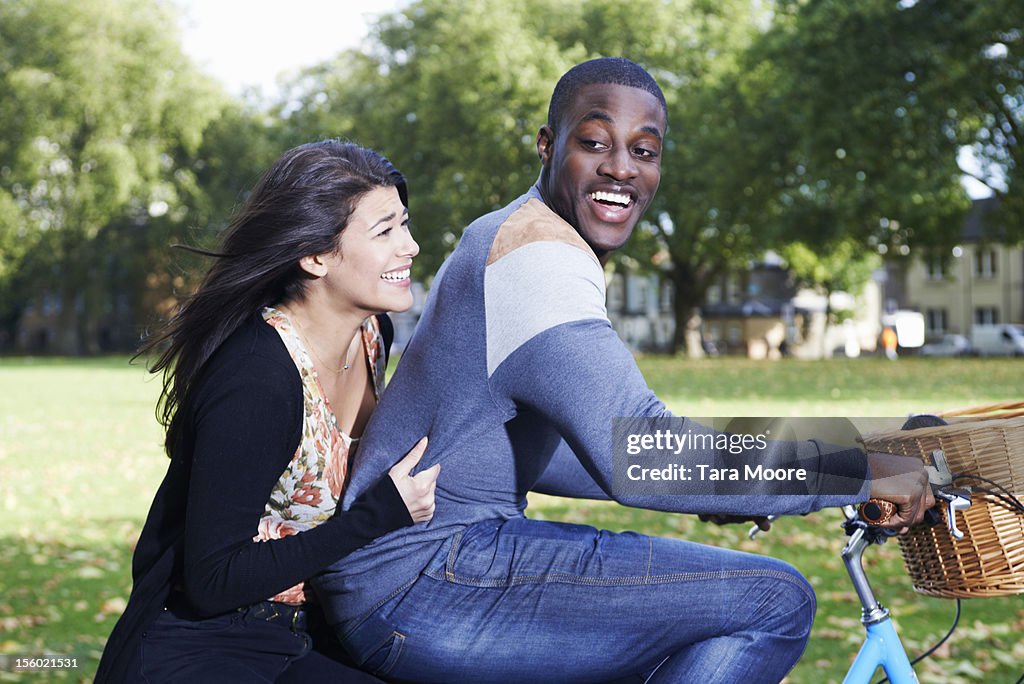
1 355 1022 682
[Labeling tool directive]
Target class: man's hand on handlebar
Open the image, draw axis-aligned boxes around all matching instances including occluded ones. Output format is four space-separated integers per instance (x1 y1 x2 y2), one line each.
865 451 936 533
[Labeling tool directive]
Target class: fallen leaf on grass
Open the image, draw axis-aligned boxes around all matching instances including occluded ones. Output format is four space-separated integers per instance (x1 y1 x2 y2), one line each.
75 566 103 579
950 661 987 680
94 596 127 621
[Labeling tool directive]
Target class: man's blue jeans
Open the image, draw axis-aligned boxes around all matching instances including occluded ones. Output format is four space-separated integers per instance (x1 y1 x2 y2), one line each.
335 517 815 683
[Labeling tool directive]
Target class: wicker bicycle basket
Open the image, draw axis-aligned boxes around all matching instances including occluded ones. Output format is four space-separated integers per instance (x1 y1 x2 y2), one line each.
860 406 1024 598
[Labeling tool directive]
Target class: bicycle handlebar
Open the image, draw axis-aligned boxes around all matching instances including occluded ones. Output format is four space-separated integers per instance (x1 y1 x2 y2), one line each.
749 449 973 541
858 449 972 538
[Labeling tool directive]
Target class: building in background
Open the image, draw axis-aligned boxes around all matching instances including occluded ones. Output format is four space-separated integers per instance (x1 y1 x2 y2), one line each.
10 201 1019 358
886 198 1024 341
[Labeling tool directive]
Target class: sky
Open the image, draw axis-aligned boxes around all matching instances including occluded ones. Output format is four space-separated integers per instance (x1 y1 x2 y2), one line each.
176 0 401 98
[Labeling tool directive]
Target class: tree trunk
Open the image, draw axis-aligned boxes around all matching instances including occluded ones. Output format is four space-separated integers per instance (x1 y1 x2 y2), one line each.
821 286 833 359
670 266 706 358
55 280 82 355
54 230 87 355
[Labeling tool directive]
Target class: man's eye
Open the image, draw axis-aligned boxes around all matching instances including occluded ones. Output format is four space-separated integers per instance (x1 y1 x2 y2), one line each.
377 228 393 238
635 147 658 158
582 140 607 150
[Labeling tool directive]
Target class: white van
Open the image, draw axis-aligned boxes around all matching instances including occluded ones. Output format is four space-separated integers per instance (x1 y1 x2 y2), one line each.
971 324 1024 356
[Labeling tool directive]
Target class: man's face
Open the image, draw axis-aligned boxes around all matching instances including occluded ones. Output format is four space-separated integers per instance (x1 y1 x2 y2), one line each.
537 83 665 262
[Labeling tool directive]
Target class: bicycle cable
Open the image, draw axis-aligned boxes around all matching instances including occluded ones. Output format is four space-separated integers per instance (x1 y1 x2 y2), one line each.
952 473 1024 514
872 599 960 684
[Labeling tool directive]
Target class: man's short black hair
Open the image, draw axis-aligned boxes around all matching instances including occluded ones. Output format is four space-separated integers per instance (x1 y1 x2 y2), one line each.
547 57 667 129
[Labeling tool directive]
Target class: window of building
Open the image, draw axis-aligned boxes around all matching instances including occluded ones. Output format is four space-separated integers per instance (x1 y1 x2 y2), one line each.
726 276 742 304
926 308 947 333
974 249 997 278
975 307 999 325
706 284 721 305
925 256 945 280
606 275 624 312
626 276 648 314
659 281 673 313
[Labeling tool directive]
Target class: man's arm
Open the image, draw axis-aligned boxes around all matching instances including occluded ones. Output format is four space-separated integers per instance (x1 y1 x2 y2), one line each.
486 240 869 516
532 439 610 500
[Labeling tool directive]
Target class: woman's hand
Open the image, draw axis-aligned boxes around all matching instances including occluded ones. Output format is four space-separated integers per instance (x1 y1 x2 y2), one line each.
388 437 440 523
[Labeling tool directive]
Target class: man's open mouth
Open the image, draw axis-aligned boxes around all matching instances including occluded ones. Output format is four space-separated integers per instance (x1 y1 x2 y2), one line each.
589 190 632 208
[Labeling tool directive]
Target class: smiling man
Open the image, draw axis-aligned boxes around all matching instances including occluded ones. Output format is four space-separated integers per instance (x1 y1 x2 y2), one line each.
312 57 932 683
536 77 664 260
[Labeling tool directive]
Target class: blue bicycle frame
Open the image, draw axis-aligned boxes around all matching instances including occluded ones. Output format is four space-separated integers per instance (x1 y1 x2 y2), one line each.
840 511 918 684
838 446 971 684
845 620 917 683
748 446 971 684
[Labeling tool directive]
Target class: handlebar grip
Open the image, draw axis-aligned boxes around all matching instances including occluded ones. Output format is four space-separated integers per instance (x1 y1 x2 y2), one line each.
859 499 897 525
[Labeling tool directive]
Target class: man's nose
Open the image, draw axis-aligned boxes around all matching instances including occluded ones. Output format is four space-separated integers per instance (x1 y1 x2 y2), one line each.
598 146 638 181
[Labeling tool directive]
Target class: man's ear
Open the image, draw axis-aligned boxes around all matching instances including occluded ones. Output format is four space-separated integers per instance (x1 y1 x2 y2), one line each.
536 125 555 166
297 253 329 278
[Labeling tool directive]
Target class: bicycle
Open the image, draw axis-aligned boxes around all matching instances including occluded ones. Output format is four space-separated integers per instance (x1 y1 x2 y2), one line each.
751 439 1024 683
837 447 970 684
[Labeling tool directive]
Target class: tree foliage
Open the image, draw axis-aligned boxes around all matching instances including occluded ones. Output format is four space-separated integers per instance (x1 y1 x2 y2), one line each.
2 0 1020 355
0 0 226 352
279 0 573 278
278 0 1024 354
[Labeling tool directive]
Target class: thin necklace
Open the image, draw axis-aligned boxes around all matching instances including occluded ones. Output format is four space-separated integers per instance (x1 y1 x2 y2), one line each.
287 311 358 374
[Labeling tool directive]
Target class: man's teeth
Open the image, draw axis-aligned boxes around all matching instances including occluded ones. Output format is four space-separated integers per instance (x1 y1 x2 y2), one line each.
381 268 410 282
590 191 631 207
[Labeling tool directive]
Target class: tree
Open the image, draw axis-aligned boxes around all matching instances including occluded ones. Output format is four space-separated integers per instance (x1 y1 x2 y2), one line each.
280 0 780 341
756 0 1023 253
276 0 1022 356
780 239 881 356
0 0 224 352
652 0 1023 353
278 0 571 279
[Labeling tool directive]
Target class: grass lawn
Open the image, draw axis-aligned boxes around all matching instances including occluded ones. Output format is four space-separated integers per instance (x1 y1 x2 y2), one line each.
0 355 1022 682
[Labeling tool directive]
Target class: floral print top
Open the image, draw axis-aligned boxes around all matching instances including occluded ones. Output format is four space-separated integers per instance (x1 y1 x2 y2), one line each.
253 306 387 604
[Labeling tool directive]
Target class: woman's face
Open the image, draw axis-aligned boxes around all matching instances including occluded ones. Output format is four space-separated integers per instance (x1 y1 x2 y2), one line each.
322 185 419 316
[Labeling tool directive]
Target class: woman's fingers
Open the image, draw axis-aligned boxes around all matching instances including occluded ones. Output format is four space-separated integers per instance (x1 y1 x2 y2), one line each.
413 462 441 486
389 437 439 523
389 436 428 478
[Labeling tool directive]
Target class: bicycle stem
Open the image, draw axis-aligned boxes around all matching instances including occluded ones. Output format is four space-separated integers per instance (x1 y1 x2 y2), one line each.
841 508 890 625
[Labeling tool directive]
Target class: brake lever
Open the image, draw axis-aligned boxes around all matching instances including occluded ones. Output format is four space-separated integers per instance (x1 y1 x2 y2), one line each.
858 449 971 539
934 486 972 540
747 515 778 540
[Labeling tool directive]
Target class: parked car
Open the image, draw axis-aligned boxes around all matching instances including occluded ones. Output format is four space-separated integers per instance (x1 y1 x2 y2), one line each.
971 324 1024 356
920 334 971 357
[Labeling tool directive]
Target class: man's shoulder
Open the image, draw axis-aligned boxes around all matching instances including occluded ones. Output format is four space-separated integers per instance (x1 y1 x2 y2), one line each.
487 197 596 267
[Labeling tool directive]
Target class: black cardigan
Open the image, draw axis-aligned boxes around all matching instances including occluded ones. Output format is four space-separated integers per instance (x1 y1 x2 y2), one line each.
95 314 410 682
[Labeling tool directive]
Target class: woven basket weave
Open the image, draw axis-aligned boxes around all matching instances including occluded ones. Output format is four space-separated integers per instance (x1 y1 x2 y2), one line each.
860 411 1024 598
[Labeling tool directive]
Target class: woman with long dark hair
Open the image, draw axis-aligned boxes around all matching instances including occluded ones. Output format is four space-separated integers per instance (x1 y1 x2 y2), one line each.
96 140 438 682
